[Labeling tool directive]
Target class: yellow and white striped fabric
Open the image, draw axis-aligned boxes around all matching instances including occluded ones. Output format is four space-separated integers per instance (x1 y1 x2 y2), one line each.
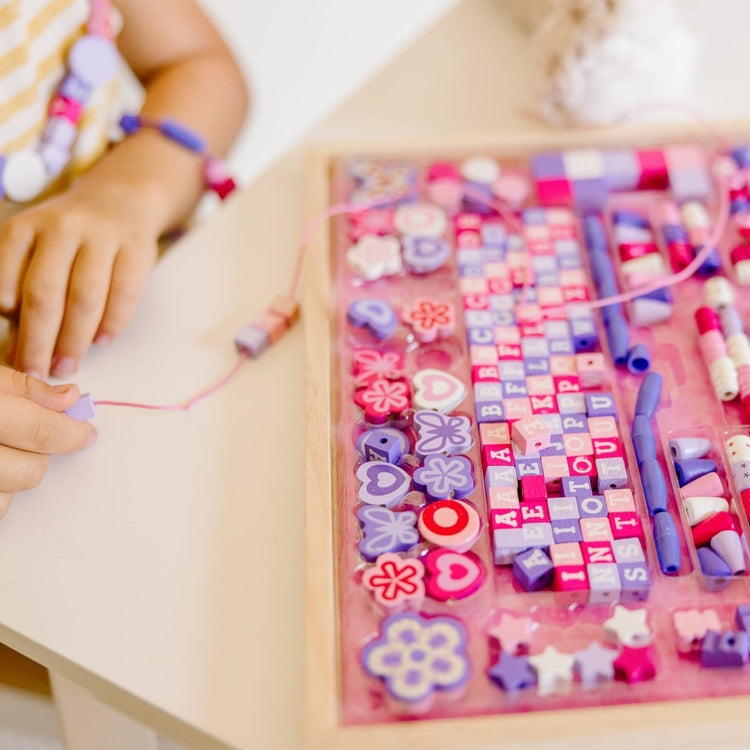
0 0 143 212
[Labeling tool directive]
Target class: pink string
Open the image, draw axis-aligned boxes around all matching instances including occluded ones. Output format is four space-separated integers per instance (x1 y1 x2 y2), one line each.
96 107 735 414
287 188 422 299
580 173 730 310
94 353 248 412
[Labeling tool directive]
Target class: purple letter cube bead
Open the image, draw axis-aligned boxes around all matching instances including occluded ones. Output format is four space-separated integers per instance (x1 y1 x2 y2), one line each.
513 547 554 591
701 630 750 667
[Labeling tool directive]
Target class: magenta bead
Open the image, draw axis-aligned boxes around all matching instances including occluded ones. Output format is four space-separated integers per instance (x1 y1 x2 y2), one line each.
695 306 721 334
427 161 460 182
203 157 228 183
48 95 82 124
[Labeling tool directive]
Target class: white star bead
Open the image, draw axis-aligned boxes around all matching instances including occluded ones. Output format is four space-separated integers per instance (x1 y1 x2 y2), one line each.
603 605 651 647
528 646 575 696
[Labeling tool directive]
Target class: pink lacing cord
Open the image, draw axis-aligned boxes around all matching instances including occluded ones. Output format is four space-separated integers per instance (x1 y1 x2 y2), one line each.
95 107 736 412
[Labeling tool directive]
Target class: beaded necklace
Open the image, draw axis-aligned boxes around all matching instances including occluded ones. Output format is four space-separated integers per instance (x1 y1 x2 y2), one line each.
1 0 235 204
1 0 119 203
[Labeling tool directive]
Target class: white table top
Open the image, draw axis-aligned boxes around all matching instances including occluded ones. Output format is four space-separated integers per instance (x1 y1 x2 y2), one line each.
1 1 750 748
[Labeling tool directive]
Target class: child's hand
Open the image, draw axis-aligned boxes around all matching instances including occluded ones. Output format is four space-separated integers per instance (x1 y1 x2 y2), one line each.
0 368 97 519
0 182 160 378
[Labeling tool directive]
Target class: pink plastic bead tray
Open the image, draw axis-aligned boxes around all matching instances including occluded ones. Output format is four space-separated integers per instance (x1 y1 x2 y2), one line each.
314 135 750 732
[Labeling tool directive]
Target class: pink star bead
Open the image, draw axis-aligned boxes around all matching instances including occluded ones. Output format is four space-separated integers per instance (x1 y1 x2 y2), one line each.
613 645 657 683
672 609 721 653
487 613 535 655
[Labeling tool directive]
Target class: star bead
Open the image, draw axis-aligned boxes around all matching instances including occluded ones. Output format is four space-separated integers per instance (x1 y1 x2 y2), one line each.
528 646 575 696
603 605 651 647
488 651 537 693
487 613 535 654
613 645 657 683
574 641 618 690
672 609 722 653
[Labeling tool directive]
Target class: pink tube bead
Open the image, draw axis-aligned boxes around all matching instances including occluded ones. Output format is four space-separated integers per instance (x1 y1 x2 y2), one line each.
656 199 682 225
695 306 721 334
699 331 727 363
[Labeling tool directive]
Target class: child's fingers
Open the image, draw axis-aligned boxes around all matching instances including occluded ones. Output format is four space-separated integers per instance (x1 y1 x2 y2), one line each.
0 366 81 412
0 492 14 520
0 217 35 315
51 241 118 377
0 443 50 492
95 244 156 344
14 229 80 378
0 389 96 455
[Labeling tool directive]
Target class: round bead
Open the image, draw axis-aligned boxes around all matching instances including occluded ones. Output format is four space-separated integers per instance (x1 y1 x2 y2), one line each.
67 35 119 87
394 202 446 237
58 73 93 104
735 259 750 285
2 150 48 202
42 116 77 149
37 141 70 177
418 500 481 553
703 277 735 310
460 156 500 184
203 157 229 183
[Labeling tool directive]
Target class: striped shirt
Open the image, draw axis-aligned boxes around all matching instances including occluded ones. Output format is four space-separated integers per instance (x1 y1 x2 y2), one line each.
0 0 143 216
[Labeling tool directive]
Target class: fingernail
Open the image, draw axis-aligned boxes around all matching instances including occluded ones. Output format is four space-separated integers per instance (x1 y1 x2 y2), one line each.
25 370 42 381
94 335 111 348
84 428 98 449
51 383 75 394
52 358 77 377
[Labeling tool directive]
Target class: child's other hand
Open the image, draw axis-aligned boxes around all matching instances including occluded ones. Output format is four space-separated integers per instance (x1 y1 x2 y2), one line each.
0 368 97 519
0 182 160 378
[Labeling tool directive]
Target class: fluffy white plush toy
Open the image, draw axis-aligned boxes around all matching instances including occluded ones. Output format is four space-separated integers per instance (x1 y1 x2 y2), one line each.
501 0 697 126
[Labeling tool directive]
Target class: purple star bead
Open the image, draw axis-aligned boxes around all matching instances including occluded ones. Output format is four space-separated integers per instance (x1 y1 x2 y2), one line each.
488 651 537 693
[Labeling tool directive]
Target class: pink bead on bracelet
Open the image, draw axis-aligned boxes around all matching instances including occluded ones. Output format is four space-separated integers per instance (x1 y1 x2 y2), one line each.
118 114 237 200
